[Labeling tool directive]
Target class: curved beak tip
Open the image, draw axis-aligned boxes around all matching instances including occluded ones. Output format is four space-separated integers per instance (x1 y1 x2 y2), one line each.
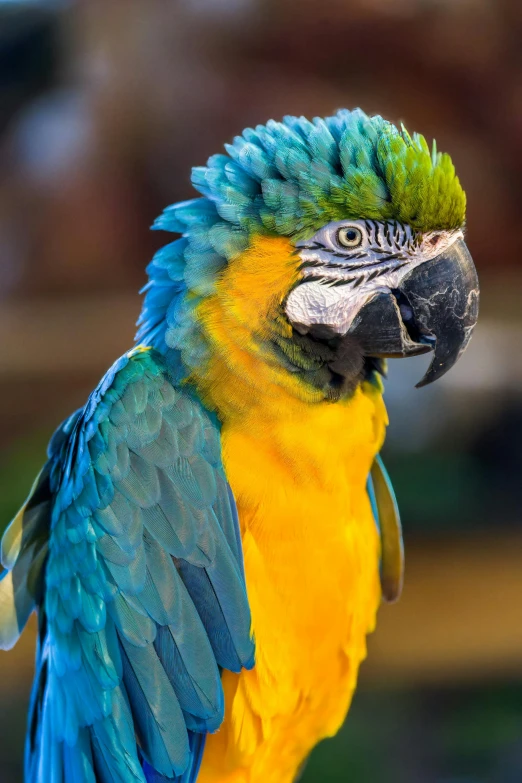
400 239 479 388
338 238 478 388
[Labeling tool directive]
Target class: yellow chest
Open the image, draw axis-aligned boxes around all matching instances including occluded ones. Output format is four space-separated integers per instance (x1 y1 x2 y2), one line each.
190 235 389 781
199 385 387 783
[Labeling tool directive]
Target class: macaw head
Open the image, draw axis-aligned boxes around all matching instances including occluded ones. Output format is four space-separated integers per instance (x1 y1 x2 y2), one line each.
137 109 478 404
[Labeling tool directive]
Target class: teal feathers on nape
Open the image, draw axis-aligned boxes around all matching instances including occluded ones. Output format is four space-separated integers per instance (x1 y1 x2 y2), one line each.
0 347 254 783
136 109 466 381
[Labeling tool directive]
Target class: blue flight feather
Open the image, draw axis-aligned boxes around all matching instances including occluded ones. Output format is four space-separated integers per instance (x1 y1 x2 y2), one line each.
0 347 254 781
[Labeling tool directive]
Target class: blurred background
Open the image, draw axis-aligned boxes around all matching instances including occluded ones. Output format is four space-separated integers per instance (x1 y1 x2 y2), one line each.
0 0 521 781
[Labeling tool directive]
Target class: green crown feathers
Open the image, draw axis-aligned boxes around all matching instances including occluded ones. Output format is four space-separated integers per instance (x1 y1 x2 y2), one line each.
159 109 465 244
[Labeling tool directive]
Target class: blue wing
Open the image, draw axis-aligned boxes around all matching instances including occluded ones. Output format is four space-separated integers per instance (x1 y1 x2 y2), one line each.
0 346 254 782
367 454 404 604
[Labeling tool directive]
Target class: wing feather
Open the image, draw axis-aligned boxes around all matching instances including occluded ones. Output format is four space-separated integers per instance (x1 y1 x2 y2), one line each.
0 347 254 782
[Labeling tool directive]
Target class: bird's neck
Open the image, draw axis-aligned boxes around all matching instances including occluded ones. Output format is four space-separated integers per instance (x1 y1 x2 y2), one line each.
187 234 380 422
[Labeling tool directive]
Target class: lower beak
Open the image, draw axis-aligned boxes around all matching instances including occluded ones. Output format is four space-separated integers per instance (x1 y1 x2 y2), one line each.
348 238 480 387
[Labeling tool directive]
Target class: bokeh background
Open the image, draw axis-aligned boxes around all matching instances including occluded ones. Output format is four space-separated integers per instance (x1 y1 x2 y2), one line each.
1 1 522 781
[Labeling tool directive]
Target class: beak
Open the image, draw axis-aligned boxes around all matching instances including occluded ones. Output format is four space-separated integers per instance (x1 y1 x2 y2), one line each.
348 238 479 387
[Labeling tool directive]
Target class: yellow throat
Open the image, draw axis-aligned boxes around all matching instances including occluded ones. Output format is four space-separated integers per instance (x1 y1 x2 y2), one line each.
190 235 388 783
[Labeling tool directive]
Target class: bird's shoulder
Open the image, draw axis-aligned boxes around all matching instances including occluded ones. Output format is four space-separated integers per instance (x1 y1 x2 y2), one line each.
1 344 254 781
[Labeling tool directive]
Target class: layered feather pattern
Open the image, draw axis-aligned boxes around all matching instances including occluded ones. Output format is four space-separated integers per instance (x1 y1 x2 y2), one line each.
1 346 254 782
136 109 466 381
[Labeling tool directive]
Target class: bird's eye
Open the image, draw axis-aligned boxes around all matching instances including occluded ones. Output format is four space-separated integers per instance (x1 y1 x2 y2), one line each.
337 226 363 248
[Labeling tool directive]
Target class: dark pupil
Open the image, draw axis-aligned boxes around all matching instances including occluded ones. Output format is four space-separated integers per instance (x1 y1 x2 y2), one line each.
346 230 357 241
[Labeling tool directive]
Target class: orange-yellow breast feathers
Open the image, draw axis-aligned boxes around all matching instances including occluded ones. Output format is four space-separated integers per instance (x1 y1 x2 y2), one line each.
190 235 325 419
189 236 388 783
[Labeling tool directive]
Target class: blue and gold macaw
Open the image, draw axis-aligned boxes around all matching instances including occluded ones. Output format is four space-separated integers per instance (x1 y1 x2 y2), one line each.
0 110 479 783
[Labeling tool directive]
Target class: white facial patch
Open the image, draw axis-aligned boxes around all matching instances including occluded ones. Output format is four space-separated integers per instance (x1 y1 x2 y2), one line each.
285 219 463 334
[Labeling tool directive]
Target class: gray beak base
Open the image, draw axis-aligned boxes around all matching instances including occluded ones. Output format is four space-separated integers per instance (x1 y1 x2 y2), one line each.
348 238 479 387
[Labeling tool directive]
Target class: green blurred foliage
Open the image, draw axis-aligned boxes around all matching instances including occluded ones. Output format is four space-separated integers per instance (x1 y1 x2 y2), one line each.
385 451 484 534
302 685 522 783
0 433 50 536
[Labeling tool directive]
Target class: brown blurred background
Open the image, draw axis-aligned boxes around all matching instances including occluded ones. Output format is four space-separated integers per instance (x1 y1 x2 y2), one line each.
1 1 522 781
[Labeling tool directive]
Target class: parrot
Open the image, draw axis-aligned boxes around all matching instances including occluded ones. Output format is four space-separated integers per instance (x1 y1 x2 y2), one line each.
0 109 479 783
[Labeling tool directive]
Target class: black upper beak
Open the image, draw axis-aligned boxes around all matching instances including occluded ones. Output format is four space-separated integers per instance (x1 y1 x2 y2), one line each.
348 238 479 387
400 238 479 386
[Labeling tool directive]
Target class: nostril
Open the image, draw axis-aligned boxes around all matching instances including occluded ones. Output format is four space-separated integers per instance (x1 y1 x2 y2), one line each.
392 288 434 346
399 303 414 323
